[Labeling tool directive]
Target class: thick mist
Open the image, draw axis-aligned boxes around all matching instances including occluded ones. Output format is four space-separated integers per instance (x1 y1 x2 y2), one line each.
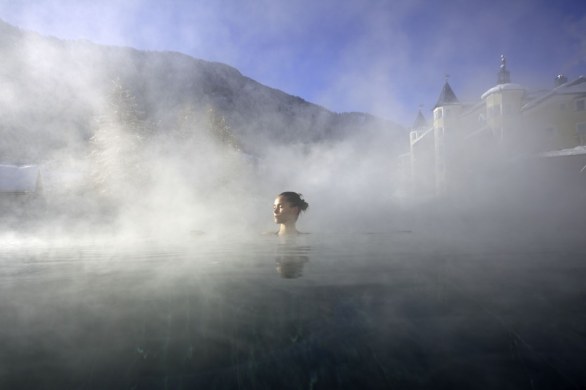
1 8 585 389
0 19 413 246
0 12 583 253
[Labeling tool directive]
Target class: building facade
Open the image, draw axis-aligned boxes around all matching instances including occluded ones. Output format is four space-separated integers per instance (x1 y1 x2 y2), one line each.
407 56 586 202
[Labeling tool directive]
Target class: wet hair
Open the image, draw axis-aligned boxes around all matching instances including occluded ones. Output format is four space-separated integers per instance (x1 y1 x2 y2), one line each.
279 192 309 212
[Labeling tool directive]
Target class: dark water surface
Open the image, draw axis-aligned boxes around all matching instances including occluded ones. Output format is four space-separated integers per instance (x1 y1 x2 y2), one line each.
1 230 585 389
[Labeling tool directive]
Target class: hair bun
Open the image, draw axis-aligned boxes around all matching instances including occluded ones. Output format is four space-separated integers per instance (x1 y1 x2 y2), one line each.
297 193 309 211
279 191 309 212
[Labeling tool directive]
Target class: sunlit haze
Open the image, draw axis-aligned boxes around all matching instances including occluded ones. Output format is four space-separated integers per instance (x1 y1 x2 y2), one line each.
1 0 585 125
1 2 586 387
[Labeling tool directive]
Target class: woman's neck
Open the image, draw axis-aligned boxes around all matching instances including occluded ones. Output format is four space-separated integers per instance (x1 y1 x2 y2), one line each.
277 223 298 236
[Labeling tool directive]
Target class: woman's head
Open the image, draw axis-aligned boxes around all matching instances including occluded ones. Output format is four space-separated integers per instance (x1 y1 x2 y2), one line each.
273 192 308 225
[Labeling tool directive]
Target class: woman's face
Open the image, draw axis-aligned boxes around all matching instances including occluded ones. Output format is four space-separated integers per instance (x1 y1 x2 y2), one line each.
273 196 299 224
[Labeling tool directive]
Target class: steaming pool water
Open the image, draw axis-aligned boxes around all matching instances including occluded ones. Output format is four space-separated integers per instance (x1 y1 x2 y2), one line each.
0 230 585 389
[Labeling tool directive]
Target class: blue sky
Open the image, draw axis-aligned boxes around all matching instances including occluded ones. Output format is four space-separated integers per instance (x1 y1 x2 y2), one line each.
0 0 585 126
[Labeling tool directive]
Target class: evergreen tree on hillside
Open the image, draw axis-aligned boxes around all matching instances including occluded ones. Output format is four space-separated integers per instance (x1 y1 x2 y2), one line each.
175 104 204 146
207 107 241 152
89 80 148 201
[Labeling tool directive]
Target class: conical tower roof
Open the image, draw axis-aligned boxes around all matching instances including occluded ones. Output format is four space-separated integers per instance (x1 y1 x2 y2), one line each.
434 81 459 108
412 109 427 128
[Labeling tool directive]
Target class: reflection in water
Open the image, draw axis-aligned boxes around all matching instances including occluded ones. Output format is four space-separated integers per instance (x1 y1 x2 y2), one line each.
276 256 308 278
1 234 586 389
275 237 311 279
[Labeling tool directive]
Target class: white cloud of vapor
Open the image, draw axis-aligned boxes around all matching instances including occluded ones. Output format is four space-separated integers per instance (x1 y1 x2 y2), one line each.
0 0 584 246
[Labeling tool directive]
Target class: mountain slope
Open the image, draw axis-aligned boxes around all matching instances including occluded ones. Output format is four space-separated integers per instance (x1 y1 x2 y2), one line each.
0 19 403 161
